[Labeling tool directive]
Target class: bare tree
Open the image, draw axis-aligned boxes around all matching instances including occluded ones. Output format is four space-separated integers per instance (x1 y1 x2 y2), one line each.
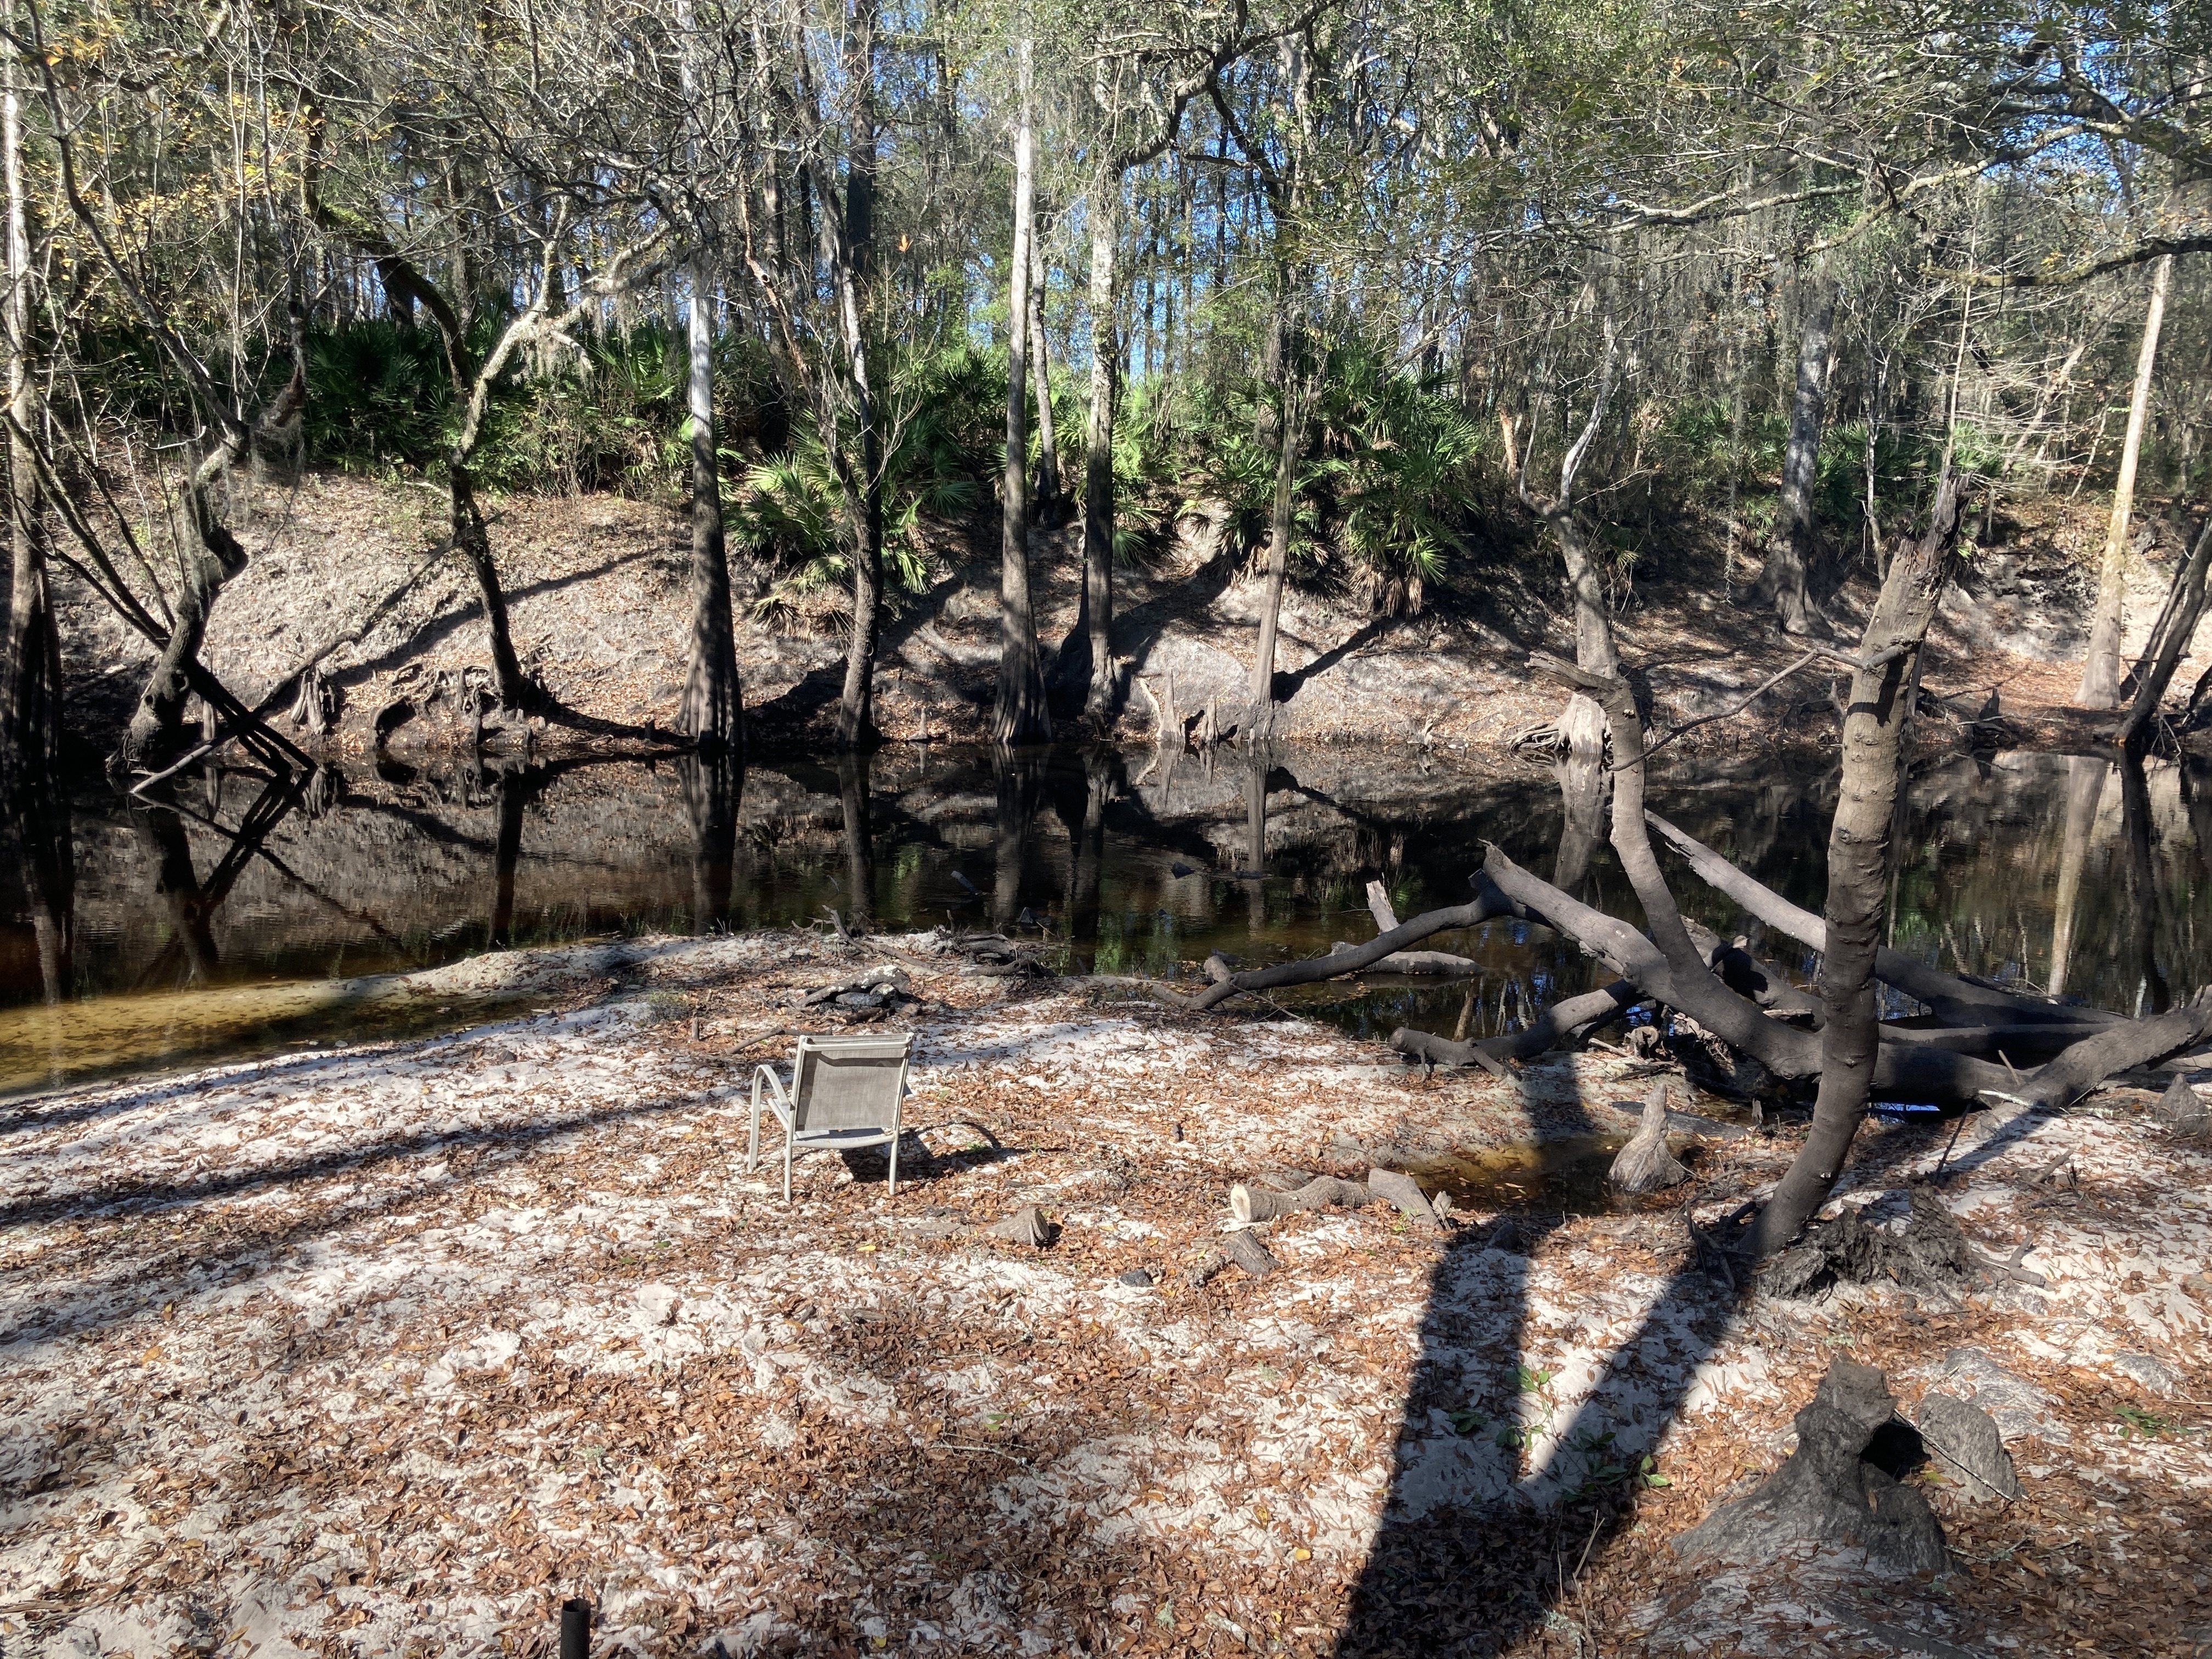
994 40 1052 745
2079 253 2176 708
1500 318 1623 759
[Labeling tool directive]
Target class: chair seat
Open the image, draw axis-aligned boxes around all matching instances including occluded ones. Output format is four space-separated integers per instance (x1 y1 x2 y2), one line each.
789 1125 897 1152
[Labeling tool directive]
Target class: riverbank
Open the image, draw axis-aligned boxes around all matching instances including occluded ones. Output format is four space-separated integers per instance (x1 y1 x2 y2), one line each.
48 469 2210 764
3 929 2207 1656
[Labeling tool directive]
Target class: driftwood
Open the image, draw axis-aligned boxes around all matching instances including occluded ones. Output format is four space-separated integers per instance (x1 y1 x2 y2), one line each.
1231 1176 1373 1223
1483 839 2212 1110
1328 940 1481 977
1186 1251 1230 1287
1610 1083 1690 1193
945 932 1054 979
1647 811 2121 1032
1224 1229 1278 1278
1179 878 1523 1010
981 1206 1051 1248
799 965 917 1008
1365 1169 1440 1229
1348 878 1479 975
1391 981 1641 1068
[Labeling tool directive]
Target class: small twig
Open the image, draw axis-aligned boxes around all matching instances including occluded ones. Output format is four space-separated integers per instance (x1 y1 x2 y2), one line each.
1933 1114 1967 1180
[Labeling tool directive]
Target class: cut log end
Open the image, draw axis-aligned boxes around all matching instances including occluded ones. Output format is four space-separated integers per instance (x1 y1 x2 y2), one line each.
1229 1176 1373 1224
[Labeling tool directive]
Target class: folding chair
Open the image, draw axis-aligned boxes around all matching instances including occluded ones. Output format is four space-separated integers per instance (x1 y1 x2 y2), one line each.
747 1034 916 1201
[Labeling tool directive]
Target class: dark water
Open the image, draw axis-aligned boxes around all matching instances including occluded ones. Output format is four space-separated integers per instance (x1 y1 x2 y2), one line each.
3 741 2206 1097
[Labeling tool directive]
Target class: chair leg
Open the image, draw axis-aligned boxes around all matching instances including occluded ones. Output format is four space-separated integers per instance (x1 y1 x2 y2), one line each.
888 1132 899 1197
783 1126 793 1204
747 1077 761 1173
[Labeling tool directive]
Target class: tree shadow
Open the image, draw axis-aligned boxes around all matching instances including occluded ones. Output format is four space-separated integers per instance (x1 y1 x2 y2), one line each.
1335 764 1755 1658
340 549 659 686
1273 614 1393 703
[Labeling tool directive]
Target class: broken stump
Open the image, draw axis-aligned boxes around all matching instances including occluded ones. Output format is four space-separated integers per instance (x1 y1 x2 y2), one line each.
1672 1356 1947 1575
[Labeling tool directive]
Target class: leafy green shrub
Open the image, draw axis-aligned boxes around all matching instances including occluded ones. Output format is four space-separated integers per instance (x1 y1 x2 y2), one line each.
731 343 999 629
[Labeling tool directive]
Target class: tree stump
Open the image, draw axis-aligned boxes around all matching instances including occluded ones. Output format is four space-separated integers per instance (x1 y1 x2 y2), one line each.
1610 1082 1691 1193
1673 1356 1947 1574
2152 1074 2209 1136
981 1206 1050 1248
1365 1169 1440 1229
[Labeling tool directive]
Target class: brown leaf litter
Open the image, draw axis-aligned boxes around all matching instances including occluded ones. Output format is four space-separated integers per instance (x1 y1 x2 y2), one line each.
3 932 2208 1656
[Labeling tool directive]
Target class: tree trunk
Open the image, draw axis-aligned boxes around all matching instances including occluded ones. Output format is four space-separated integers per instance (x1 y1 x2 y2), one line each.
681 747 740 935
2 8 61 808
140 806 219 983
1071 164 1119 720
123 445 253 765
2117 507 2212 758
1752 258 1837 636
489 766 527 949
1248 365 1301 742
2 9 69 1003
833 431 885 749
676 261 741 752
992 50 1051 746
810 0 881 752
838 752 875 933
1504 324 1621 758
1552 508 1617 755
1028 234 1062 527
2078 254 2174 709
1753 470 1966 1259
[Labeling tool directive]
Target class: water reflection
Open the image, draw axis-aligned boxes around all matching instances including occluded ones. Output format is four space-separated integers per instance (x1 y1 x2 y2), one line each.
8 744 2212 1093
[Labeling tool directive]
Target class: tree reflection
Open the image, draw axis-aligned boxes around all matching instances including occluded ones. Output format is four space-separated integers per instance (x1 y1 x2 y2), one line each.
2047 755 2107 998
681 748 743 935
837 752 875 934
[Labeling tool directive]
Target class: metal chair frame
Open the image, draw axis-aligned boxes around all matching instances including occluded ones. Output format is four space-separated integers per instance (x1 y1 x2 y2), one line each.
746 1034 915 1201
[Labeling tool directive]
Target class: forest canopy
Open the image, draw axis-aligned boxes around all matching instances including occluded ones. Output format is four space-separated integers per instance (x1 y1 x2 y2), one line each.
0 0 2208 763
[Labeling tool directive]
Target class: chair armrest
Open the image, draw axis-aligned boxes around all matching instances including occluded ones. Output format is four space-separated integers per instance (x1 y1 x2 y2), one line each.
754 1064 793 1122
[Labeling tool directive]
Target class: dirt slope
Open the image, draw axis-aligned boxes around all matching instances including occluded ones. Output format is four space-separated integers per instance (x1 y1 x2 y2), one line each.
49 471 2205 764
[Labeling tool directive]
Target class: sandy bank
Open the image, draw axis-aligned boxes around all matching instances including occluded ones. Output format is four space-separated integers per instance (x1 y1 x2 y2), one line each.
2 929 2207 1655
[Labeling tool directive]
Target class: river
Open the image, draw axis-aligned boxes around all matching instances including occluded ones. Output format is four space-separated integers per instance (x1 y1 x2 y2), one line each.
1 742 2200 1099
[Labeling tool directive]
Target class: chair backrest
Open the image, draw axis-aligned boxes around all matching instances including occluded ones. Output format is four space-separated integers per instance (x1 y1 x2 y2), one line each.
790 1035 913 1132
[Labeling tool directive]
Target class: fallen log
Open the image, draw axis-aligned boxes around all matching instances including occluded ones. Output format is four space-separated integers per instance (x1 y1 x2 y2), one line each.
2002 984 2212 1111
1647 811 2121 1031
1178 882 1520 1010
1681 917 1821 1022
1328 940 1481 977
1224 1229 1278 1278
1390 981 1641 1067
1361 881 1479 970
1230 1176 1373 1223
1366 1169 1440 1229
1476 842 2182 1110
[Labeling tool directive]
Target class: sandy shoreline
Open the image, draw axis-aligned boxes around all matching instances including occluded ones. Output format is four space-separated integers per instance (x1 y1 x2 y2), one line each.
2 930 2207 1656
